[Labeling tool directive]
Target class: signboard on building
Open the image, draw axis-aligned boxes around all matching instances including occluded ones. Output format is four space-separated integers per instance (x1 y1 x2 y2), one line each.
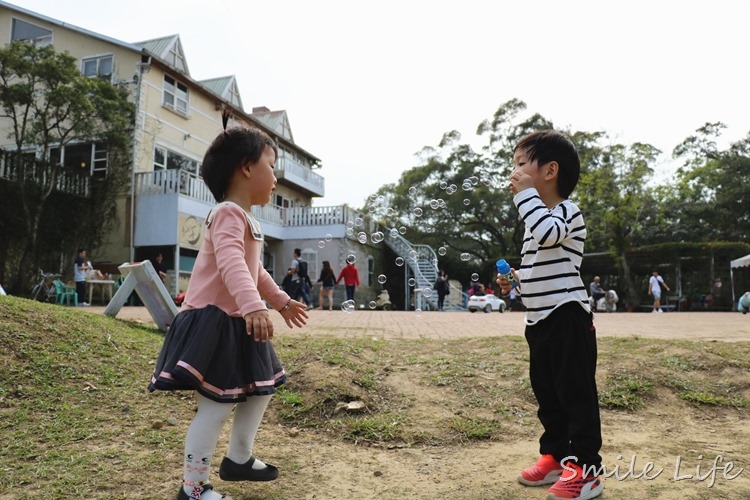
178 213 205 250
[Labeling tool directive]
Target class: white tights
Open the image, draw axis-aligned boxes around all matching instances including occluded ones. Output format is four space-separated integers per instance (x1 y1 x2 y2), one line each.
183 393 272 497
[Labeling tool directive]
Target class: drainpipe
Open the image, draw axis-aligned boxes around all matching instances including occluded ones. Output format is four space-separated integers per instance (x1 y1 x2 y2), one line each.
129 59 146 262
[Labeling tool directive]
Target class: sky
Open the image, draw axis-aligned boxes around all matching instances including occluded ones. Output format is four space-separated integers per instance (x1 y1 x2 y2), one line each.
14 0 750 208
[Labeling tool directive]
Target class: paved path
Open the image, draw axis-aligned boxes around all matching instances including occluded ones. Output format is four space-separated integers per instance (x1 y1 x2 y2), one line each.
88 307 750 342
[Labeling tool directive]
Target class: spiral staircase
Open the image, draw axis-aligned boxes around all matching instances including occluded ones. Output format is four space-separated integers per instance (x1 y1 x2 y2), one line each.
383 230 466 311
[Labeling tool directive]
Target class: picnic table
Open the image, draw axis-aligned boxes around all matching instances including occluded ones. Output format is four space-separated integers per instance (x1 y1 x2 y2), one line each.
86 279 116 305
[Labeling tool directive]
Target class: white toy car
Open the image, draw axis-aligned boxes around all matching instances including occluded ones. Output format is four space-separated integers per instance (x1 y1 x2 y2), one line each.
467 294 506 313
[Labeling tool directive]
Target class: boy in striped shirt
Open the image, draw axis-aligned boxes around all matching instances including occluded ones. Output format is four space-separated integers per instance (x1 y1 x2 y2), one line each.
497 130 603 500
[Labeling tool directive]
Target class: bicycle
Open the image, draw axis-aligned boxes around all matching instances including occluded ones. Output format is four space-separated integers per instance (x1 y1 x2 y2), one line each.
30 269 60 302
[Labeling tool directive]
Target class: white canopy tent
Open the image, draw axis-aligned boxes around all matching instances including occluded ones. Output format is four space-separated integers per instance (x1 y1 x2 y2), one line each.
730 253 750 306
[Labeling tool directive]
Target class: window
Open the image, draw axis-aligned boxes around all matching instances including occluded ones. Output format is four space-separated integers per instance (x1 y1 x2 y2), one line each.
11 18 52 46
92 145 108 178
153 146 200 176
82 55 114 81
368 256 375 287
49 142 108 177
301 249 318 283
163 75 189 115
274 194 291 209
263 252 274 279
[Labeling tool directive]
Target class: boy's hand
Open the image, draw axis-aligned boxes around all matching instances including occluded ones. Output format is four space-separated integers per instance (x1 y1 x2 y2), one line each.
496 268 519 294
279 299 309 329
510 169 534 195
244 310 274 343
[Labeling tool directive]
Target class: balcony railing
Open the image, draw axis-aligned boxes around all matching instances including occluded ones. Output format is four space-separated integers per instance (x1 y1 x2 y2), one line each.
134 169 215 204
275 156 325 196
134 169 357 228
0 156 90 197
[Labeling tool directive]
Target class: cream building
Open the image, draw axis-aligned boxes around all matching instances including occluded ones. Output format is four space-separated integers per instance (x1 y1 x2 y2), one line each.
0 1 449 310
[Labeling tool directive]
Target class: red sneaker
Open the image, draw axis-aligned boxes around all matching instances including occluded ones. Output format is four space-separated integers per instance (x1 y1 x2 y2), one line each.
518 454 564 486
546 462 603 500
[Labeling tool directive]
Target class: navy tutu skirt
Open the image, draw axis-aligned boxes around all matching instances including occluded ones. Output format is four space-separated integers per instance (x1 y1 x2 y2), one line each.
148 305 287 403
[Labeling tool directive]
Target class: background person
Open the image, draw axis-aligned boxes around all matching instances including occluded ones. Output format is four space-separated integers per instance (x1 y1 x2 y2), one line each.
648 270 670 313
151 252 168 283
73 248 91 306
589 276 605 303
316 260 336 310
336 260 360 302
284 248 304 305
433 270 450 311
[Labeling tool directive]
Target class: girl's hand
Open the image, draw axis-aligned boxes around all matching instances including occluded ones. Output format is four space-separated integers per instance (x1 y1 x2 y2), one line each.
244 310 274 343
496 268 520 294
279 299 309 329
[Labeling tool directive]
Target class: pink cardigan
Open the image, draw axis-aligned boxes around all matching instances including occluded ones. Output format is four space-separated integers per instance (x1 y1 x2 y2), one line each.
182 202 289 318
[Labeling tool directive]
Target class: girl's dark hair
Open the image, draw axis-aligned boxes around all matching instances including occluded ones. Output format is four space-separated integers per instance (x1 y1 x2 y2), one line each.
514 130 580 199
322 260 331 270
201 110 277 202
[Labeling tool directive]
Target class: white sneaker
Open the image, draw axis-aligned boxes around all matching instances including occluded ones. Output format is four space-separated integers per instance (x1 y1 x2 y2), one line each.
81 302 90 307
651 309 657 313
657 308 663 313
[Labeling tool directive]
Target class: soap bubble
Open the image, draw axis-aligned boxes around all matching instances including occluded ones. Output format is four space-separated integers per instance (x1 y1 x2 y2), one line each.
390 228 399 238
318 240 325 248
346 220 354 229
346 254 356 264
408 186 417 195
341 300 355 313
423 288 433 298
357 232 367 244
395 257 405 266
377 274 387 284
429 199 439 209
368 301 377 309
460 253 471 261
354 217 363 227
399 226 407 234
463 199 471 206
413 207 423 217
438 246 447 256
408 250 418 261
471 273 479 282
439 181 447 189
408 278 416 287
325 234 333 242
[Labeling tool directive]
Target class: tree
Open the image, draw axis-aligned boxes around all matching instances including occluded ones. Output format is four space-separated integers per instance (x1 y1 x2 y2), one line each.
575 139 662 306
666 123 750 242
368 100 555 285
0 41 134 293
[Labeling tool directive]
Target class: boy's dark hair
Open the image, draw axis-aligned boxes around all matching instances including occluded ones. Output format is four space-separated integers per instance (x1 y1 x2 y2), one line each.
78 248 85 254
294 248 301 257
201 115 277 202
514 130 580 199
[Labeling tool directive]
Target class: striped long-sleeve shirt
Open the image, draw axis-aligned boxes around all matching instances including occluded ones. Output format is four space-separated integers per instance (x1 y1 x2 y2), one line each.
513 187 591 325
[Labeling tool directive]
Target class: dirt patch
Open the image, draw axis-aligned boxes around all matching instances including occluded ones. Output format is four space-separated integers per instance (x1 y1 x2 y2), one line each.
61 309 750 498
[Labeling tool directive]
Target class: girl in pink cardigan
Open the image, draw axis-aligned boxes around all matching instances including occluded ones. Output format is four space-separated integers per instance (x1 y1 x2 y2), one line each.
149 112 308 500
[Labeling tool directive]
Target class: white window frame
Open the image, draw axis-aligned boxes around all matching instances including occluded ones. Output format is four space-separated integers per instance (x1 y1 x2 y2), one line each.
153 145 200 177
49 142 108 176
82 54 114 82
301 249 318 283
11 18 52 47
163 74 189 116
